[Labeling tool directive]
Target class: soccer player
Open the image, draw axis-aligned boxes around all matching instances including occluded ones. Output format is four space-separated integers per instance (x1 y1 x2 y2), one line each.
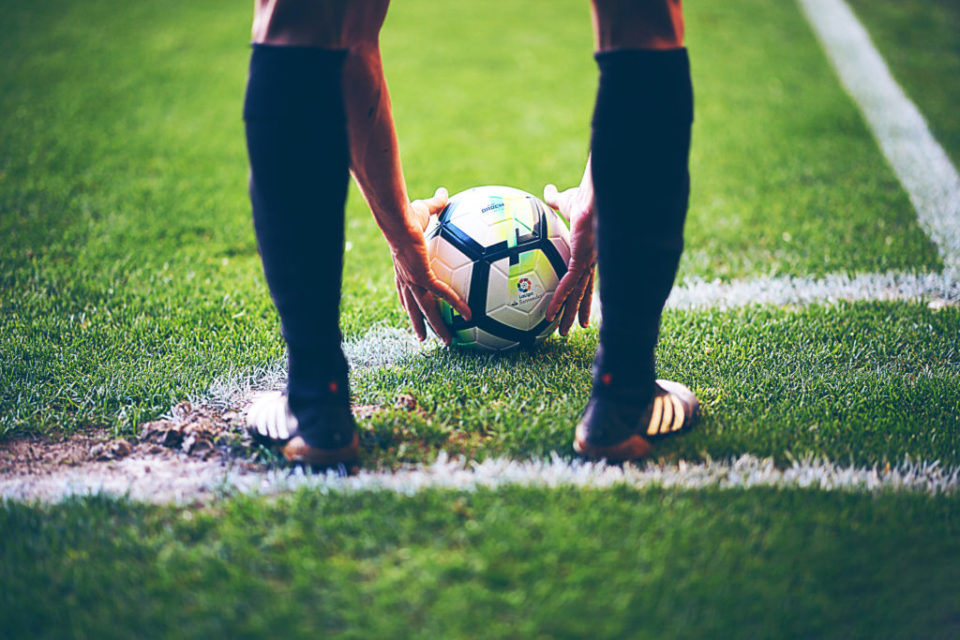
243 0 698 466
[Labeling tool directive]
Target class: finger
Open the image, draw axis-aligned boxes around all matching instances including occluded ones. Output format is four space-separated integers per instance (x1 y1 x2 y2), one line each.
412 287 452 345
546 269 580 321
559 275 587 336
578 269 595 328
402 286 427 341
428 277 472 321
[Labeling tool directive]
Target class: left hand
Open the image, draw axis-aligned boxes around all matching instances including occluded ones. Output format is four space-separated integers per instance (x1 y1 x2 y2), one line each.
543 182 597 336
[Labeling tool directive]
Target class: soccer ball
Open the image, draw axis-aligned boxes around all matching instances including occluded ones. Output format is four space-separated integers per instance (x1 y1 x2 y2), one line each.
425 185 571 351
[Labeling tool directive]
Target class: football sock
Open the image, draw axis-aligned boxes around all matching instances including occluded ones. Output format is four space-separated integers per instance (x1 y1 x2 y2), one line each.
590 48 694 406
243 44 352 414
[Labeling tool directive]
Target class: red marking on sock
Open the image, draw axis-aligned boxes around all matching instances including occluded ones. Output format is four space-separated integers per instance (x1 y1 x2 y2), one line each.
329 381 339 394
601 373 612 386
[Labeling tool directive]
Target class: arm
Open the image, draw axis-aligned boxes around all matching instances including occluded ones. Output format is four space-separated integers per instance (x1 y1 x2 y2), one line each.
544 156 597 335
342 38 471 343
342 39 413 237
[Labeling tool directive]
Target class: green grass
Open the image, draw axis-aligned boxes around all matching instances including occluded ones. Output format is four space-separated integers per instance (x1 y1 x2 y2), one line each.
4 488 960 639
845 0 960 167
0 0 946 439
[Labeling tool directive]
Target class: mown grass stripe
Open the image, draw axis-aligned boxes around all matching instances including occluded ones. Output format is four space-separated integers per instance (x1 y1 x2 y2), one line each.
798 0 960 270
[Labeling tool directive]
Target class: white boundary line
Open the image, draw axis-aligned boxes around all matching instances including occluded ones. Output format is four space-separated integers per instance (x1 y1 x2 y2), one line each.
797 0 960 270
2 453 958 504
667 269 959 310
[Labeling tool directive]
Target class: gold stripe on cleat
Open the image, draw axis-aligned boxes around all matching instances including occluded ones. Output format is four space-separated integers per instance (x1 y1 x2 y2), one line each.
647 396 664 437
660 394 675 435
670 395 685 433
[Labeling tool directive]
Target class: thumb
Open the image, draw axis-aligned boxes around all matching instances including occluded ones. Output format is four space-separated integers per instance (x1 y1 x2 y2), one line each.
543 184 570 221
425 187 449 216
543 184 559 209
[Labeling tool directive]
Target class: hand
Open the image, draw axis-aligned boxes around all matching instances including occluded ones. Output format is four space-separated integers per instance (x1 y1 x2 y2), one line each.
543 182 597 336
389 187 472 344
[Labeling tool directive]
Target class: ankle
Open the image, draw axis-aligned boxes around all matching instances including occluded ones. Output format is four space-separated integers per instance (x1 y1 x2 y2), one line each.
591 346 656 406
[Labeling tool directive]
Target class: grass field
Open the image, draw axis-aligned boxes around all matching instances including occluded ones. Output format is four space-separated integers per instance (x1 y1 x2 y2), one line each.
2 0 960 637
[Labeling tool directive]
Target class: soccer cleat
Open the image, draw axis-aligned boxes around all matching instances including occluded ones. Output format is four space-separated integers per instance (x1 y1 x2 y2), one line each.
246 390 359 467
573 379 699 462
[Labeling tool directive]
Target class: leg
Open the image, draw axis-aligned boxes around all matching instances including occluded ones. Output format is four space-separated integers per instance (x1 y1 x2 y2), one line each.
575 0 698 461
243 1 389 466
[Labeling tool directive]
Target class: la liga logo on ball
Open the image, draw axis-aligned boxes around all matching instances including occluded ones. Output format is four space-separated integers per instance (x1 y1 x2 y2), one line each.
511 274 545 308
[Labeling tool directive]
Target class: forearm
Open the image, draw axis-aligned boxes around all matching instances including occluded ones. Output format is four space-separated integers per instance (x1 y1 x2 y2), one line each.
342 44 421 247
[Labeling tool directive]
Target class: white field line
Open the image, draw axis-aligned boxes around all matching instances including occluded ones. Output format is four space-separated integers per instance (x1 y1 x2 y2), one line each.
579 269 960 325
2 453 958 505
666 270 959 310
797 0 960 271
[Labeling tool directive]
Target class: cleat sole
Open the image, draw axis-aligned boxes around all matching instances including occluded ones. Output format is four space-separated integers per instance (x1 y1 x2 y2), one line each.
282 432 360 467
573 425 654 462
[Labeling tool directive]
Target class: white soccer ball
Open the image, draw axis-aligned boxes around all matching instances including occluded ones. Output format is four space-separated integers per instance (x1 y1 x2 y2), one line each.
425 185 571 351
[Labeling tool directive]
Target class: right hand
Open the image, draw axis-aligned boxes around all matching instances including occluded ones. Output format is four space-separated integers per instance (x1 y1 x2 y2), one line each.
388 188 472 344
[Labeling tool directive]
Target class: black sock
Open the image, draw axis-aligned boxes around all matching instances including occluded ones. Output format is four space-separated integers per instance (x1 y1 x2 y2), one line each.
243 44 351 410
590 48 694 405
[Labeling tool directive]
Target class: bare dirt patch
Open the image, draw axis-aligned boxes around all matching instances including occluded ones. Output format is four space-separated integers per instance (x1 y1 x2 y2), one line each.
0 401 250 479
0 401 263 503
0 395 420 503
0 429 132 476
